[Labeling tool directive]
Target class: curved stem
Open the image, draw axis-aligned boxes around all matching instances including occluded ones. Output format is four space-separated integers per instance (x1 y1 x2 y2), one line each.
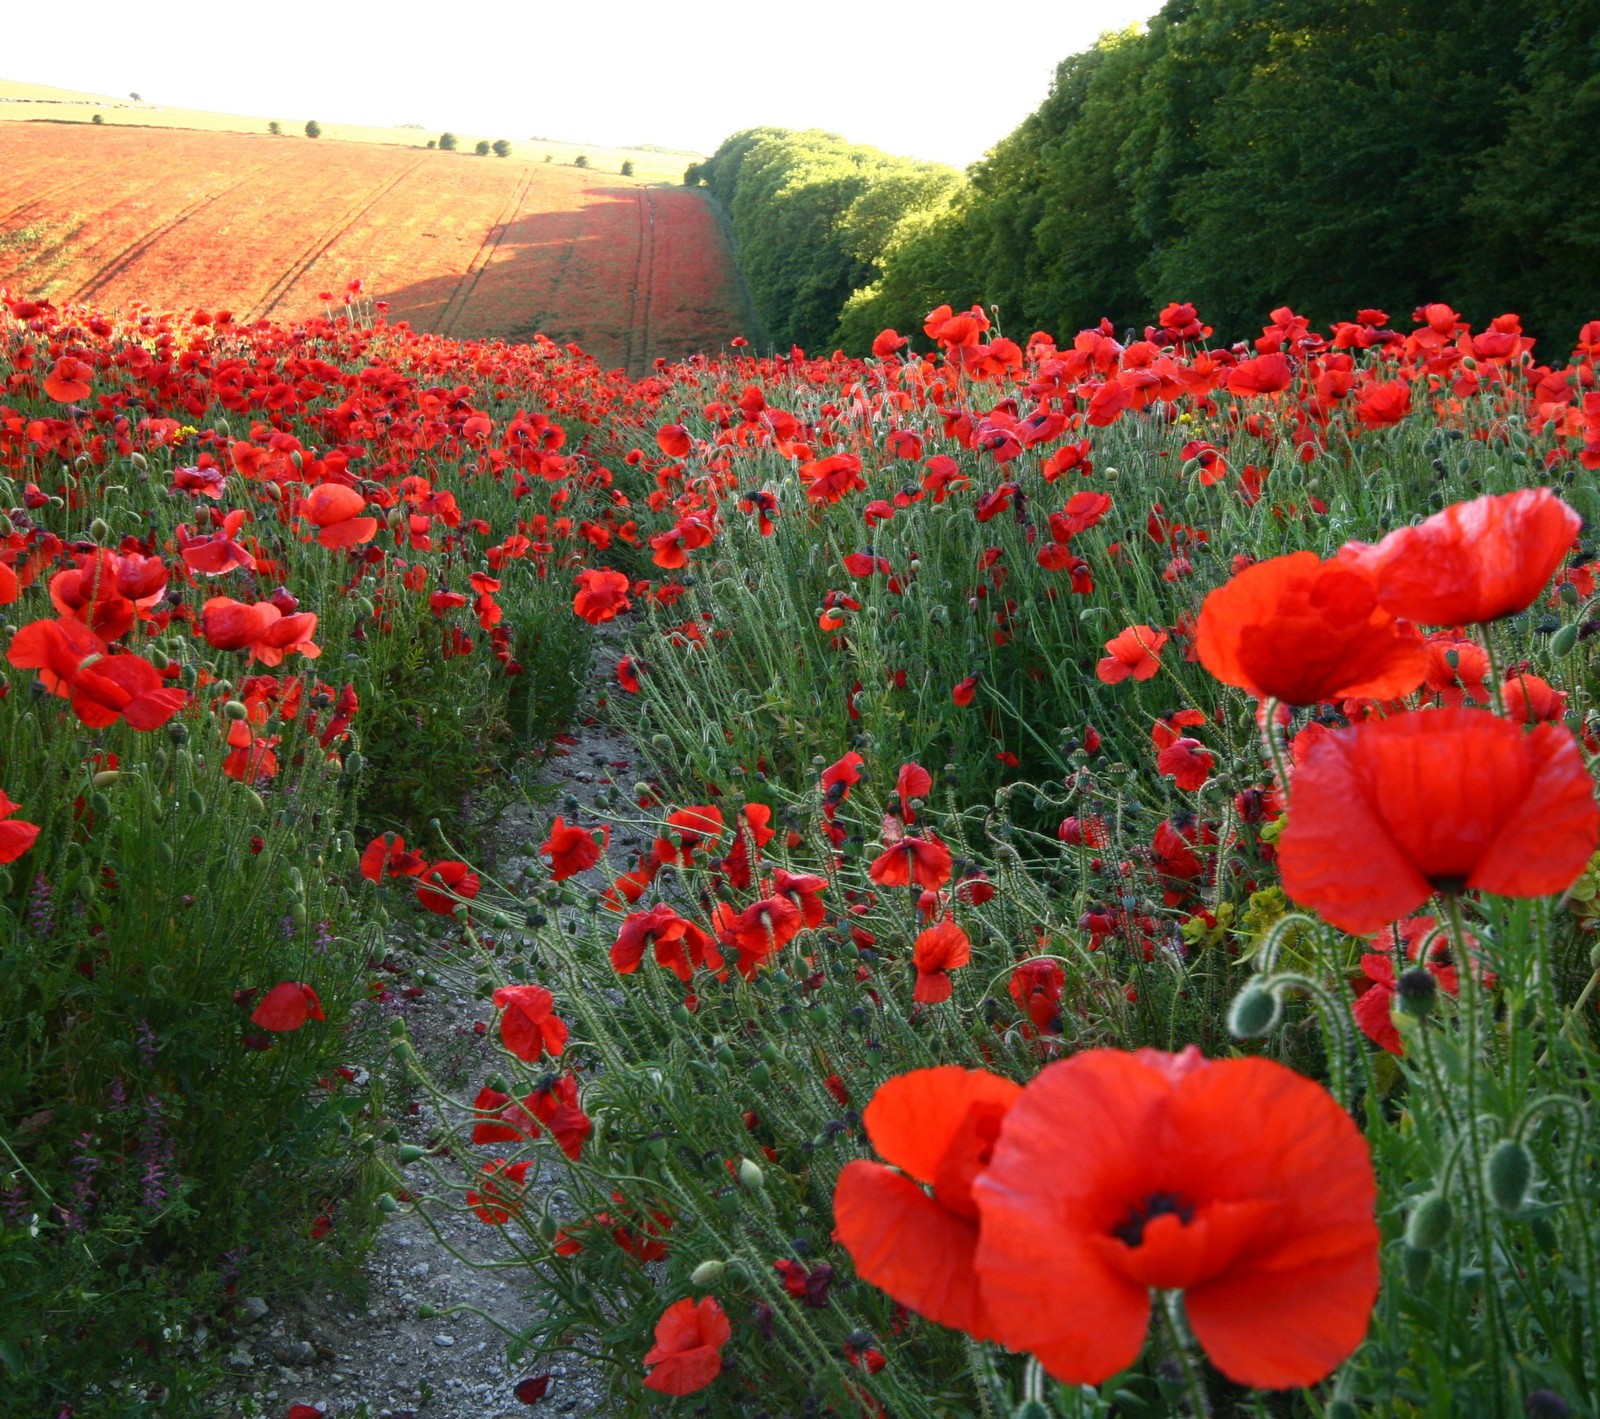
1160 1291 1210 1417
1258 697 1292 803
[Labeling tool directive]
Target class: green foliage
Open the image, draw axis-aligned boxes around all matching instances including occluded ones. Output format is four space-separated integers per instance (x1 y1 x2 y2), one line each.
574 154 590 169
492 138 512 158
775 0 1600 350
439 131 458 151
268 120 282 136
91 113 103 125
304 119 321 139
620 159 634 177
475 139 492 156
692 128 960 352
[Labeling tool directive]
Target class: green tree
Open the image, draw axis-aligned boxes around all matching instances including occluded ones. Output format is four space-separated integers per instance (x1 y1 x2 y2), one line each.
439 131 458 151
91 113 104 125
621 159 635 177
574 154 590 169
474 139 491 155
268 120 281 136
304 119 322 139
492 139 512 158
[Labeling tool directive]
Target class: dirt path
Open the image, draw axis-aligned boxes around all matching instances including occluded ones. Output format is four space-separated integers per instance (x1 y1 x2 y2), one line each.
223 638 641 1419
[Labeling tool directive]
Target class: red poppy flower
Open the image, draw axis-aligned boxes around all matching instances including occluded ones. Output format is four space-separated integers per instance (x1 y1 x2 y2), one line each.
1354 379 1412 429
642 1296 731 1396
1196 552 1428 706
0 791 41 864
1278 708 1599 934
201 597 321 666
360 833 427 882
1097 626 1166 684
467 1158 533 1225
912 918 970 1003
610 903 722 981
832 1066 1021 1339
298 483 378 549
1343 489 1580 625
1155 738 1214 792
973 1048 1379 1388
471 1085 544 1144
951 674 979 707
527 1072 592 1159
711 895 802 977
868 834 953 891
250 981 326 1032
491 984 568 1061
1501 671 1567 724
414 860 481 914
572 567 632 625
542 816 607 880
1009 957 1066 1033
656 423 692 458
653 805 724 865
44 356 94 403
771 868 827 927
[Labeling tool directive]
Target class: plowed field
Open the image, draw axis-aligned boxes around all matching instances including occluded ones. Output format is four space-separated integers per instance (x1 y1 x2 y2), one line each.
0 125 746 371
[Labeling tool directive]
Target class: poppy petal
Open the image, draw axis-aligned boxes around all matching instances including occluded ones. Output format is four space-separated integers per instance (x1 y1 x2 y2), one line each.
861 1065 1021 1184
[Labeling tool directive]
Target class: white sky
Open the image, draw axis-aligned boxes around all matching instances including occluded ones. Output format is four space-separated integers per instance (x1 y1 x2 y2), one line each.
8 0 1163 168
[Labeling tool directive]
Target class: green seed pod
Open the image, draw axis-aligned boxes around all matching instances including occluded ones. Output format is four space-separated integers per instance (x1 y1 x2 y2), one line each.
376 1193 400 1214
186 787 206 816
1227 984 1282 1040
1485 1139 1533 1213
715 1044 736 1069
397 1144 425 1165
689 1259 726 1288
759 1042 781 1066
388 1018 407 1039
748 1063 771 1089
1405 1192 1453 1251
1401 1243 1433 1289
1550 622 1580 657
415 1302 437 1319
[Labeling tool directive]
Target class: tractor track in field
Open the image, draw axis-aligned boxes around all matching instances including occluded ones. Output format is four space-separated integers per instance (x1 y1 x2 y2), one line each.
249 155 430 323
622 187 657 378
0 149 168 228
435 167 537 339
70 158 291 304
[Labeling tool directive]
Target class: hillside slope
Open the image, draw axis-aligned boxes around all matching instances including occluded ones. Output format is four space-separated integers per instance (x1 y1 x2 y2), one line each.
0 125 745 371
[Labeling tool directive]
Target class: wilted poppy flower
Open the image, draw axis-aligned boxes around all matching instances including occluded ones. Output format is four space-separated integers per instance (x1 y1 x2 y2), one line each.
1343 489 1580 625
1279 708 1599 934
251 981 325 1032
572 567 631 625
642 1296 731 1396
833 1066 1021 1338
491 984 568 1061
912 918 971 1003
1097 626 1167 684
1196 552 1427 706
542 816 608 880
360 833 427 882
1009 957 1066 1033
973 1047 1379 1388
513 1375 551 1404
467 1158 533 1225
0 790 41 864
415 860 481 914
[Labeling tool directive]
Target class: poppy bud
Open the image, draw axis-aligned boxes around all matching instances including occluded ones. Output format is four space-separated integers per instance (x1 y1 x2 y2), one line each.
92 769 120 788
223 699 249 721
416 1303 438 1319
1485 1139 1532 1213
1394 966 1437 1019
538 1213 559 1243
1531 1215 1558 1252
91 791 112 819
377 1192 399 1213
397 1144 425 1165
1550 622 1580 657
88 517 110 542
240 787 266 813
738 1157 765 1189
1227 983 1281 1039
1405 1191 1453 1251
690 1259 726 1287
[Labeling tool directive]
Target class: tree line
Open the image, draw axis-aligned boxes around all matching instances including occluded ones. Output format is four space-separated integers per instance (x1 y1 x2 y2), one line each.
690 0 1598 352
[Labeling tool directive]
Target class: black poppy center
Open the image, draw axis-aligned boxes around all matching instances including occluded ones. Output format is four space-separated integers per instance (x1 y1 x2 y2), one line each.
1114 1191 1196 1247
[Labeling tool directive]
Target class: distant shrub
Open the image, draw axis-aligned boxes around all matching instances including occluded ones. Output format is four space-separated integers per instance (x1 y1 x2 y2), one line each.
620 159 634 176
439 131 458 151
128 91 141 101
426 139 437 149
91 114 103 125
574 154 589 169
492 139 511 158
304 119 322 139
543 153 553 163
474 139 491 156
268 120 281 136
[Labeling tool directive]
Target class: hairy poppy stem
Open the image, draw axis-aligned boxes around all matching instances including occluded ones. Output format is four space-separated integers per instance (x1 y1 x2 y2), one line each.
1478 625 1507 717
1159 1290 1211 1416
1258 697 1292 803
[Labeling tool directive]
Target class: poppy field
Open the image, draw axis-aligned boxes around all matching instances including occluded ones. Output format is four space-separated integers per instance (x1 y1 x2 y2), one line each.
4 285 1600 1419
0 124 746 372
